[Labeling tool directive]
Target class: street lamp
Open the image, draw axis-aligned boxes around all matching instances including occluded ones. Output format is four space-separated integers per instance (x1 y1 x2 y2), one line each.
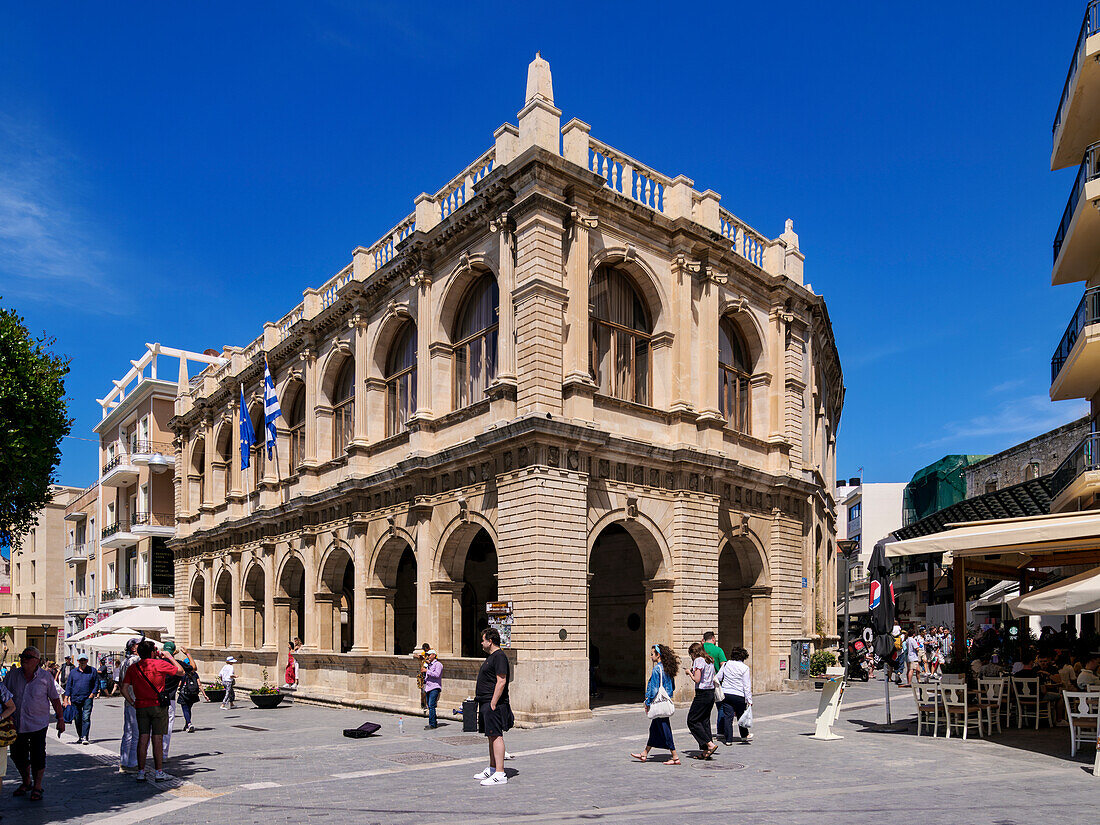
837 540 860 677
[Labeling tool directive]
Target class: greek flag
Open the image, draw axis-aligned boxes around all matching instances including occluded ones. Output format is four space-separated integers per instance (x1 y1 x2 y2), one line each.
264 360 282 460
239 383 256 470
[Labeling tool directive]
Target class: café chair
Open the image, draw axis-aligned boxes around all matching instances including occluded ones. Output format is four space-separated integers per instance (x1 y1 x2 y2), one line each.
1062 691 1099 758
1012 677 1055 729
941 684 982 740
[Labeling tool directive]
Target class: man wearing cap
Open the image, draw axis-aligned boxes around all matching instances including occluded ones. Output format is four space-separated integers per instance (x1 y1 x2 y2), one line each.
219 657 237 710
121 640 183 782
2 647 65 801
63 654 100 744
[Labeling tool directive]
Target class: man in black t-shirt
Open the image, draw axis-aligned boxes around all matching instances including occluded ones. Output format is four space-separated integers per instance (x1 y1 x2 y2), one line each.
473 627 513 786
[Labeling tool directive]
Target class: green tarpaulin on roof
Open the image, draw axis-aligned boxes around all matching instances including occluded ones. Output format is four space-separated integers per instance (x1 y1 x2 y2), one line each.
902 455 989 526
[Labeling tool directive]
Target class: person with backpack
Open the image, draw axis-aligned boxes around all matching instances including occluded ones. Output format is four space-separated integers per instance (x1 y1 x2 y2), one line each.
175 645 200 733
159 642 184 756
120 640 183 782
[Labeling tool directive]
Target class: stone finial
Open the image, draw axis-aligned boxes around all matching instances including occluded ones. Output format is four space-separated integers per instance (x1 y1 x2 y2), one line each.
782 218 799 251
526 52 554 105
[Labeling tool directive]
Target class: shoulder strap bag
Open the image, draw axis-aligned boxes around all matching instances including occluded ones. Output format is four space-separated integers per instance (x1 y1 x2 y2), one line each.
647 667 675 720
712 664 725 702
133 661 172 708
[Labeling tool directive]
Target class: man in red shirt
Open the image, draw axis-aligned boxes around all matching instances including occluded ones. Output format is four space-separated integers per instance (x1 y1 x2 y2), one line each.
121 640 183 781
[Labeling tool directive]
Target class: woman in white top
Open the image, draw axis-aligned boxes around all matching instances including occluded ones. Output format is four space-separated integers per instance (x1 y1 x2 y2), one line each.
684 642 718 759
714 645 753 744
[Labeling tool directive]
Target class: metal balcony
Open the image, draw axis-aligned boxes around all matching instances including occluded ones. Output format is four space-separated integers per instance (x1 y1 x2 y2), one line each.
64 595 92 614
1053 1 1100 169
101 519 138 548
130 440 175 472
1051 432 1100 501
131 511 175 536
1054 142 1100 268
1051 285 1100 389
101 453 139 487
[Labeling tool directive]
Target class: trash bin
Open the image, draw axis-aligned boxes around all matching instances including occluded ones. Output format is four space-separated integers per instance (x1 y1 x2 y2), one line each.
789 638 813 680
462 699 479 732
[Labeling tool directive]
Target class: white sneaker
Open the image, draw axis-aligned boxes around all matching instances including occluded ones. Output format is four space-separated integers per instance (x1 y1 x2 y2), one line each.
474 767 494 780
153 770 168 781
742 733 754 744
480 772 507 786
504 751 515 760
135 770 146 781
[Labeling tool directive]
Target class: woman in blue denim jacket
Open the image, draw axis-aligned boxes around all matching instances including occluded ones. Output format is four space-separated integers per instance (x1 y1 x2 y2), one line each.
631 644 680 765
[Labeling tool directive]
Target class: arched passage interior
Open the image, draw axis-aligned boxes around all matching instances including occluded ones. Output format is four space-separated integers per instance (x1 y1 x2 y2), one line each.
460 528 497 657
718 536 769 672
277 556 307 647
242 564 266 648
189 576 205 646
589 524 648 697
213 569 232 647
393 546 417 655
318 545 355 653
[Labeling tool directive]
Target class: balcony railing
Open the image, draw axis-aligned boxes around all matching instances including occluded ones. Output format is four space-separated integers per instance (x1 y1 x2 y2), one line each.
1053 1 1100 136
127 584 174 599
132 511 174 529
131 440 174 456
64 541 97 562
1052 286 1100 383
1051 432 1100 499
101 520 129 539
102 454 126 475
101 588 120 602
1054 140 1100 263
65 595 92 614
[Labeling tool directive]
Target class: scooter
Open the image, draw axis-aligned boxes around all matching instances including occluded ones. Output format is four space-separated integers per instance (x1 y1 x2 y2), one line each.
846 639 871 681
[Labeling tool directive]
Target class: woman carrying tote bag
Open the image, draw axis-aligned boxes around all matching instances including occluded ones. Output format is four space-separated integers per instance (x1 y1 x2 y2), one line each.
714 645 753 745
685 642 719 759
631 644 681 765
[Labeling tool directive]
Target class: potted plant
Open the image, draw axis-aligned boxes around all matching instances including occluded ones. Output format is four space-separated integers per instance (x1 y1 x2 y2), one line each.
809 650 838 689
203 678 226 704
249 669 285 709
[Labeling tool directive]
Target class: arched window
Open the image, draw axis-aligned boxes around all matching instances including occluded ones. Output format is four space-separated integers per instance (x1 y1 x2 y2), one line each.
386 323 417 436
719 319 752 434
332 359 354 455
453 274 498 409
590 266 651 404
286 387 306 472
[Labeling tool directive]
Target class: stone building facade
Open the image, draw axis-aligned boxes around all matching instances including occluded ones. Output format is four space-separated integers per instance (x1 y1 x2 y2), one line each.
963 416 1090 499
170 57 844 723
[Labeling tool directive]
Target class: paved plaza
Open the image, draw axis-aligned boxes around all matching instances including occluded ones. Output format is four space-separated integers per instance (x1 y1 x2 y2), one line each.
9 681 1099 825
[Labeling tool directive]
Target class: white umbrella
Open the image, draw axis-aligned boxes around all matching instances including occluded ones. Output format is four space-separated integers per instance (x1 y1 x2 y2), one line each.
1008 566 1100 617
66 624 141 644
93 606 174 634
80 633 163 653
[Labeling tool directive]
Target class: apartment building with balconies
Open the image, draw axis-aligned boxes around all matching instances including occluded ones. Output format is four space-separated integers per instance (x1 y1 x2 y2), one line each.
62 345 225 651
1049 1 1100 514
6 485 82 662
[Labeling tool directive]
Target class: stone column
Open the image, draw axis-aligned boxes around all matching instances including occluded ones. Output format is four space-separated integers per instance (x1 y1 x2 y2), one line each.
364 587 395 652
202 417 216 509
202 563 214 647
696 272 723 424
351 316 370 444
643 578 675 650
411 270 434 421
273 596 292 657
430 581 464 656
351 529 369 653
364 378 387 444
263 553 276 650
228 401 243 502
669 254 697 414
492 215 517 385
495 465 589 722
748 585 772 692
301 349 318 465
314 592 337 651
562 205 596 421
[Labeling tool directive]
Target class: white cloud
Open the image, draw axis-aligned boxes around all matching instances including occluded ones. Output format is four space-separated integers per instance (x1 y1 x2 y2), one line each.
918 394 1089 450
0 115 121 311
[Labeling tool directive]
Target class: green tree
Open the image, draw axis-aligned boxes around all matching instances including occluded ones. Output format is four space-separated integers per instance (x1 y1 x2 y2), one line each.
0 300 71 549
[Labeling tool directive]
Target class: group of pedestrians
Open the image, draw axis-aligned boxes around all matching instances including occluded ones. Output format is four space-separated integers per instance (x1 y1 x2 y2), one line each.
633 631 753 765
897 624 952 686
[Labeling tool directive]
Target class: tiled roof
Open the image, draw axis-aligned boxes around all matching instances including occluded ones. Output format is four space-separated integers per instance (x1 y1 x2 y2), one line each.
892 474 1055 541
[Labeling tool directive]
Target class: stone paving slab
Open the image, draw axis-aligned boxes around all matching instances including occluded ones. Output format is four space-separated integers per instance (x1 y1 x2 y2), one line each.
5 681 1097 824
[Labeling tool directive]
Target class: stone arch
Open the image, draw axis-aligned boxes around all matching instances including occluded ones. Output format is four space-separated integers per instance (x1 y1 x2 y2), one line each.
586 509 672 580
276 552 307 646
213 419 233 502
590 246 668 331
435 511 499 581
434 257 497 343
367 304 416 380
241 560 266 649
717 525 771 675
367 528 418 588
316 540 355 652
720 305 767 376
318 340 355 405
587 513 674 698
212 565 233 647
188 570 205 647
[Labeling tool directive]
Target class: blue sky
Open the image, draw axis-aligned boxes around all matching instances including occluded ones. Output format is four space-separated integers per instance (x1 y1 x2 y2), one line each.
0 1 1091 488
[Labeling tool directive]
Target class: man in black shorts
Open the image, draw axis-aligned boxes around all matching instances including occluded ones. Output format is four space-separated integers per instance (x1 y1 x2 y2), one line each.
473 627 513 786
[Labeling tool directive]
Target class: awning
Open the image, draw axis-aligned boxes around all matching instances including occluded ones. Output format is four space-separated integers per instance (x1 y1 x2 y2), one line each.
65 606 174 642
972 580 1020 608
1008 566 1100 617
66 625 140 644
837 595 870 615
887 511 1100 561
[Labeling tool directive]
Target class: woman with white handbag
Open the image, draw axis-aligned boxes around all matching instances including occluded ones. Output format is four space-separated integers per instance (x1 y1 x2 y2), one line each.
631 644 680 765
714 645 753 745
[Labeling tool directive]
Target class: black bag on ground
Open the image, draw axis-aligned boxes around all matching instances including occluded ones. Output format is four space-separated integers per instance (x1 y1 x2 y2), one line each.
343 721 381 738
462 699 478 732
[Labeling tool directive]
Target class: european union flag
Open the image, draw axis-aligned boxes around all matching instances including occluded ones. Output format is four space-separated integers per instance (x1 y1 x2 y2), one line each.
240 383 256 470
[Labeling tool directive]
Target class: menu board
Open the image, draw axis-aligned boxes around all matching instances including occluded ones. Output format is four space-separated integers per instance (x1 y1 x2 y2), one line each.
151 538 174 594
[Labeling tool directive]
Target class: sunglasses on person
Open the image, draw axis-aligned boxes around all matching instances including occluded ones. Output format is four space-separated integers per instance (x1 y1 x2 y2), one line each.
19 653 39 661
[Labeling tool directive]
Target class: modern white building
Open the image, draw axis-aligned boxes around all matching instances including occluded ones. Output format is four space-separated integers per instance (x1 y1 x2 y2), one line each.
836 479 905 616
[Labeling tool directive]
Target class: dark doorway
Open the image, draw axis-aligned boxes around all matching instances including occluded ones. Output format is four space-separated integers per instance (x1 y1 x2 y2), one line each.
589 524 646 699
461 528 497 657
393 546 417 654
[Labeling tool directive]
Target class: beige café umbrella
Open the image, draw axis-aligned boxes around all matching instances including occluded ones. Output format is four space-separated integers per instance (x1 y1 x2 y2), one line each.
1008 566 1100 618
66 624 141 644
80 633 162 653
